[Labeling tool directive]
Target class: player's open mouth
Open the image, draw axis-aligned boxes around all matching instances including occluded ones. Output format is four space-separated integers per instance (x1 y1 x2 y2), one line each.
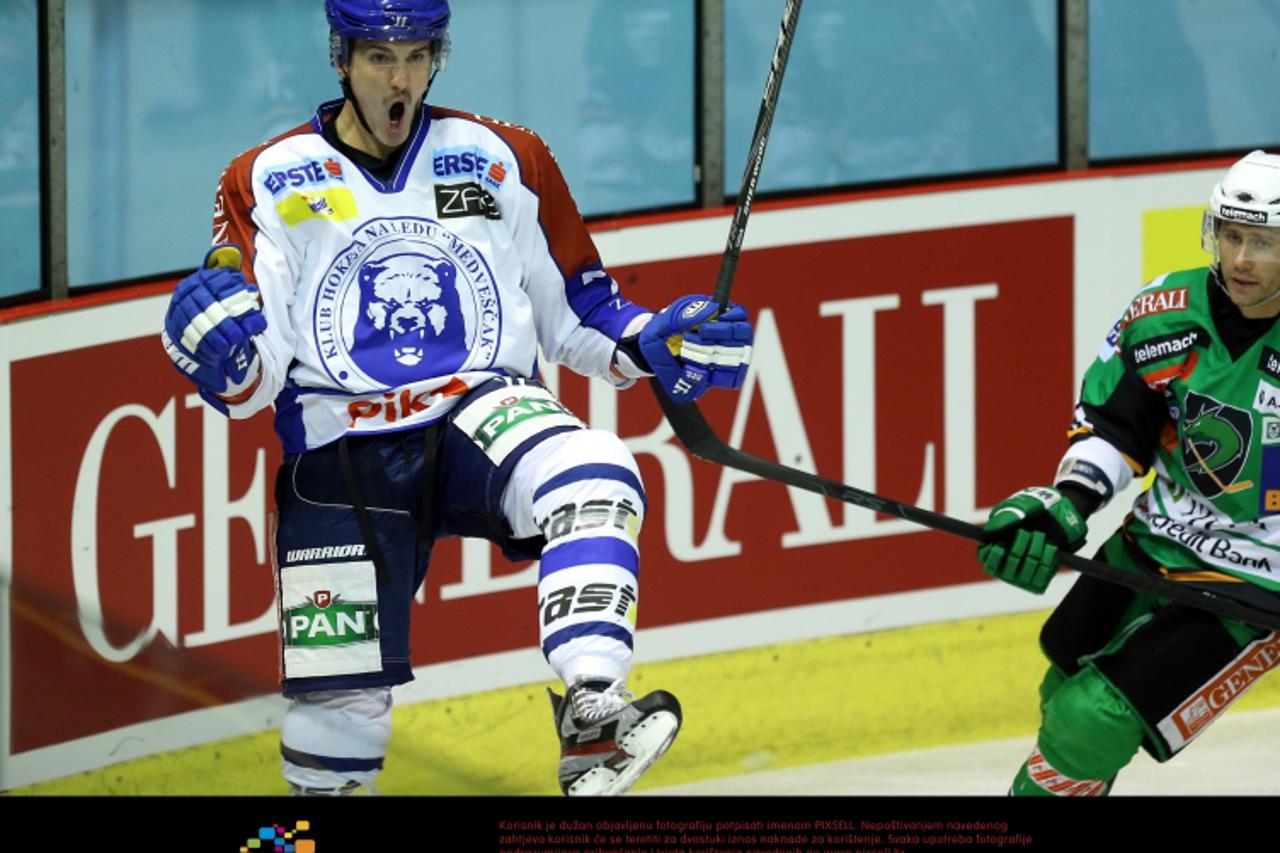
388 101 406 133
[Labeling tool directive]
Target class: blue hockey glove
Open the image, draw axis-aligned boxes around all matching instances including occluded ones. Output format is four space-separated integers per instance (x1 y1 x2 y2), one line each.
161 245 266 410
638 294 753 403
977 486 1088 594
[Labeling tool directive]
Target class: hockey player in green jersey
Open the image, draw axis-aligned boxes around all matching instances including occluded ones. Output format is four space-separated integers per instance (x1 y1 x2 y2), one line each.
979 150 1280 796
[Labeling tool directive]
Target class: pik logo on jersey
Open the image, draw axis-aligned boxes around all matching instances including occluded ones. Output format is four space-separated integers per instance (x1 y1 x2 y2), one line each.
314 217 501 388
1180 390 1253 498
432 146 508 192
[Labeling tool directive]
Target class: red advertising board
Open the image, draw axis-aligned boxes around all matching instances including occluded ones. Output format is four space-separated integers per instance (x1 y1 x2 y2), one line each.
9 217 1072 753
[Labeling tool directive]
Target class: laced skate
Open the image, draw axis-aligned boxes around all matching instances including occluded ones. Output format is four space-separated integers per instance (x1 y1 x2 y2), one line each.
548 678 681 796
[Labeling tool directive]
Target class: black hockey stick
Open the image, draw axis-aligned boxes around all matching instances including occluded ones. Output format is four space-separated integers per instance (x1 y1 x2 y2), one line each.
710 0 801 308
649 0 1280 631
652 388 1280 631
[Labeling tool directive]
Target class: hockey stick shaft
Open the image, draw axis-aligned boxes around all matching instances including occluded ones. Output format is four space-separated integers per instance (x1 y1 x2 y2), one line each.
714 0 802 309
651 388 1280 631
653 0 1279 630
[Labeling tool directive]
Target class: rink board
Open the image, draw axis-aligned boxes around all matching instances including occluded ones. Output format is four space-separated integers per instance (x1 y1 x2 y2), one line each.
0 161 1238 788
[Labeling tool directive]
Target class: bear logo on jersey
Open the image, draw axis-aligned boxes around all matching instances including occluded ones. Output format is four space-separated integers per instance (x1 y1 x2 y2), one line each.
314 217 502 388
356 252 461 367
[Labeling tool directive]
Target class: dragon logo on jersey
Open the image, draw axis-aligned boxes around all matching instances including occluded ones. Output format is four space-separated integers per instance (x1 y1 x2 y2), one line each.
314 217 502 388
1180 390 1253 498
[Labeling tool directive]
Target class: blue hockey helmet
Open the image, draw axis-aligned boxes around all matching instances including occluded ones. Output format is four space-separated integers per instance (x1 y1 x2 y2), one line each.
325 0 451 72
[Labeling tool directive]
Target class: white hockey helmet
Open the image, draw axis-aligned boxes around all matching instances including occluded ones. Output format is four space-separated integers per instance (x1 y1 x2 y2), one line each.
1202 150 1280 258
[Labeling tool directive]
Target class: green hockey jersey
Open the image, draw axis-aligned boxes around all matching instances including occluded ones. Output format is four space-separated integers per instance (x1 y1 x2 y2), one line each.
1066 267 1280 592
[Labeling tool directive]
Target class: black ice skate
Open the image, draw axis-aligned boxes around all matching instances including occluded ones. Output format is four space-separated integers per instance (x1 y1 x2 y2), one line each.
548 677 682 796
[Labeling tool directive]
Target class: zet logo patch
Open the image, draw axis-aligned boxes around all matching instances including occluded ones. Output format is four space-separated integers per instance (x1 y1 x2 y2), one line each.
240 820 315 852
313 217 502 388
1180 390 1253 498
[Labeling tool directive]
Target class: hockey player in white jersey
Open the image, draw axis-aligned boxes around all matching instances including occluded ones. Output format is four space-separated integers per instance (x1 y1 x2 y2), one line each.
160 0 754 796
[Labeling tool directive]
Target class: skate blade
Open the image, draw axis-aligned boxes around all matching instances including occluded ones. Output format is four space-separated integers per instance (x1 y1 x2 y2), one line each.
566 711 680 796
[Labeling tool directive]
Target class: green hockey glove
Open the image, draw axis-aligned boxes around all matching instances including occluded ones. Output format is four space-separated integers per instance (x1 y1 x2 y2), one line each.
978 486 1088 594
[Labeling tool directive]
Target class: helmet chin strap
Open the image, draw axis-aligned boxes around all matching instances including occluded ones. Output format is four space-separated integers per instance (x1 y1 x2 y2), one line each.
337 46 439 150
1212 263 1227 294
339 74 377 139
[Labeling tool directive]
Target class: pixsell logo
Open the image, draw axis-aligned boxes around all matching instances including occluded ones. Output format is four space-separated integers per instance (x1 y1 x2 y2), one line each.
239 820 316 853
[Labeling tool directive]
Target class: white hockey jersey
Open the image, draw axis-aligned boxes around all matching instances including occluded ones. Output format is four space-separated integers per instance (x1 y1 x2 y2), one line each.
212 99 649 452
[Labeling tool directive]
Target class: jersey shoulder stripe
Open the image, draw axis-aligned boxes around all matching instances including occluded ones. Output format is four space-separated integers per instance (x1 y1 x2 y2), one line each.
1119 267 1209 334
212 120 318 283
429 106 600 280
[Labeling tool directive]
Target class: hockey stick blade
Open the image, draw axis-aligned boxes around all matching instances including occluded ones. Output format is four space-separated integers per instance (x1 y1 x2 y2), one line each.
651 380 1280 631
